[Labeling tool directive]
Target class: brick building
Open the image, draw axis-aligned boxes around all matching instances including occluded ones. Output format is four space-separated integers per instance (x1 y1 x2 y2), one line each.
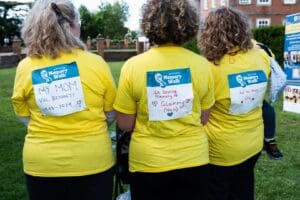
198 0 229 18
195 0 300 28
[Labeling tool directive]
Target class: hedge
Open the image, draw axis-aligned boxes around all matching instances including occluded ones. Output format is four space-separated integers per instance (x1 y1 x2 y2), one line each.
182 26 285 66
252 26 285 65
182 38 200 54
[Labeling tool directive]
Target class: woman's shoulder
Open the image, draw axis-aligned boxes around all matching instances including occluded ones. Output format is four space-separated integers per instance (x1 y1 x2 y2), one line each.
240 48 270 59
74 49 106 63
18 56 32 67
16 56 37 73
180 48 212 65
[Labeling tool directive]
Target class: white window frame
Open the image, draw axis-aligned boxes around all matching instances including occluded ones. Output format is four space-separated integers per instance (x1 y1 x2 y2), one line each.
256 18 271 27
239 0 252 5
203 0 208 10
212 0 216 8
220 0 226 6
257 0 272 5
283 0 296 4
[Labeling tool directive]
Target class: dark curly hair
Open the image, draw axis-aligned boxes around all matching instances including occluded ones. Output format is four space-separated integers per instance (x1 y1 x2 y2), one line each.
198 6 253 64
141 0 199 45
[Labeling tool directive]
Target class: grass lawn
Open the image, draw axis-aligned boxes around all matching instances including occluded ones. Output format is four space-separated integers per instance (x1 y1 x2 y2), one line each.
0 63 299 200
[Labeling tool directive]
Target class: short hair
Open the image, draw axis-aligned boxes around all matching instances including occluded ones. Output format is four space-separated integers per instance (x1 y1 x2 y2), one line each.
141 0 199 45
22 0 85 59
198 6 253 64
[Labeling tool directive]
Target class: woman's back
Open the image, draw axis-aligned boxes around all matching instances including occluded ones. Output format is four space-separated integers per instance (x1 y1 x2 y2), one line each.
12 49 116 177
14 49 115 135
115 46 214 172
205 48 270 166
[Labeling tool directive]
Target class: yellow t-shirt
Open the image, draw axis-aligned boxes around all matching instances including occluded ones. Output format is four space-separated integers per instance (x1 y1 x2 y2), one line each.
114 46 215 173
205 49 271 166
11 49 116 177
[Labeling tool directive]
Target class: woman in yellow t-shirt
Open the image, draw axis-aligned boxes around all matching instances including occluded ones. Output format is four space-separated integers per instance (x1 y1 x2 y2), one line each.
199 7 270 200
11 0 116 199
114 0 215 199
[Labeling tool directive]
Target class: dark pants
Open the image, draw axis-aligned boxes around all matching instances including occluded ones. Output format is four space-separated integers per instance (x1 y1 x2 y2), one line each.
208 153 261 200
130 165 209 200
262 100 276 139
25 168 114 200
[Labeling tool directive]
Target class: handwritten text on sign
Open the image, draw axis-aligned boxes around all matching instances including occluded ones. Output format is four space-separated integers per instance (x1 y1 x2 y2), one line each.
228 70 267 114
32 62 86 116
147 68 193 121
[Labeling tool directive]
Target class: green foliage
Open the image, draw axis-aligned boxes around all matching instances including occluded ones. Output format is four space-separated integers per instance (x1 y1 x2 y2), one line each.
181 26 286 65
255 97 300 200
182 38 200 54
0 68 27 200
108 62 123 85
79 2 129 41
98 2 129 40
252 26 285 65
0 2 30 45
79 6 100 43
130 30 138 40
0 18 22 45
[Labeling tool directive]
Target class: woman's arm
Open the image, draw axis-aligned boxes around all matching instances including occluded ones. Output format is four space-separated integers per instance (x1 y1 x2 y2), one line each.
201 109 211 125
105 110 116 127
17 116 30 127
116 112 136 132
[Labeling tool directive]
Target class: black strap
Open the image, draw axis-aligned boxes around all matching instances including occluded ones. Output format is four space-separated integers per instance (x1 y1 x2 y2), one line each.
114 125 131 199
256 43 273 58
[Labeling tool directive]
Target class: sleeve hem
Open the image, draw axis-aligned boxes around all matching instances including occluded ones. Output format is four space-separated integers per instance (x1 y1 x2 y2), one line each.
14 111 30 117
103 106 114 112
201 100 215 110
113 104 136 115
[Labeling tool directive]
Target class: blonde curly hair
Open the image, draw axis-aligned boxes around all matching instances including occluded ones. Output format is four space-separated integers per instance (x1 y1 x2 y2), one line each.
141 0 199 45
198 6 253 64
22 0 85 59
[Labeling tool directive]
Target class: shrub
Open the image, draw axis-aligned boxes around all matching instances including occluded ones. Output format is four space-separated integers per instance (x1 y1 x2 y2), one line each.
181 26 285 65
252 26 285 65
182 38 200 54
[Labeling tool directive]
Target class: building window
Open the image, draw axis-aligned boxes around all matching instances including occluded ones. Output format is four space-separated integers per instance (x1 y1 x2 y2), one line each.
257 0 272 5
212 0 216 8
220 0 226 6
283 0 296 4
203 0 208 10
256 18 271 27
239 0 251 4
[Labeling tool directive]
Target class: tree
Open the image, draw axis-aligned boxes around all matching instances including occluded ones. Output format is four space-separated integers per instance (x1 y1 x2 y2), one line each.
0 1 31 45
79 5 101 41
130 30 137 40
98 2 129 40
79 2 129 41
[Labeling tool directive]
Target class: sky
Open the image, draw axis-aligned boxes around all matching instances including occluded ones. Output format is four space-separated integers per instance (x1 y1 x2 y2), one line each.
3 0 146 30
72 0 147 31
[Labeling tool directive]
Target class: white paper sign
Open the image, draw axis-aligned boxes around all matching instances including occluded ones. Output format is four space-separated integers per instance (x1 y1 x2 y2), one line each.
283 85 300 114
32 62 86 116
228 70 268 114
146 68 193 121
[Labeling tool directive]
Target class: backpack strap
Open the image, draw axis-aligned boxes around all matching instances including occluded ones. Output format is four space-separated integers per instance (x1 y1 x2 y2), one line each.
256 43 273 58
114 125 132 199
